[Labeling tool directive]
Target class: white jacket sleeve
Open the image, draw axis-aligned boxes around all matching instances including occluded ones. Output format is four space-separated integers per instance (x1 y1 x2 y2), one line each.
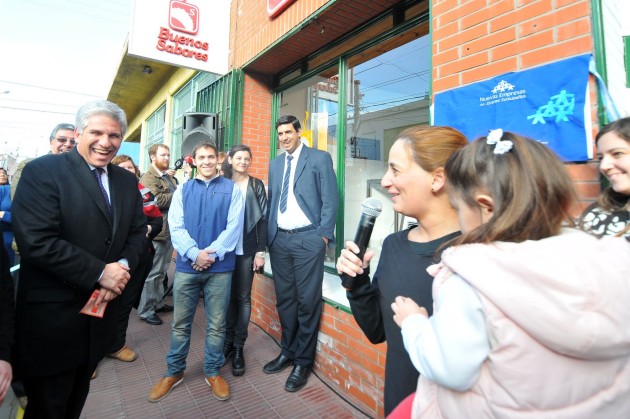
400 274 490 391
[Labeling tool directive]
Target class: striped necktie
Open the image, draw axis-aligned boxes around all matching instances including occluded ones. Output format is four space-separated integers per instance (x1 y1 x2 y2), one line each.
93 168 112 214
279 155 293 213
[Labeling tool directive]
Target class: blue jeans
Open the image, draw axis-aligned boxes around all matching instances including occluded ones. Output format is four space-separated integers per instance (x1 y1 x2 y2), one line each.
166 270 232 377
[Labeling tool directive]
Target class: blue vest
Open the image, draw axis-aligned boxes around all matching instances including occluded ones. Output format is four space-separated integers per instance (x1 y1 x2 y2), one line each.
175 177 236 273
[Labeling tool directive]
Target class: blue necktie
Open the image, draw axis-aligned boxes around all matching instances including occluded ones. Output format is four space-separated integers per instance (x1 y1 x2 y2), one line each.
93 168 112 214
279 155 293 214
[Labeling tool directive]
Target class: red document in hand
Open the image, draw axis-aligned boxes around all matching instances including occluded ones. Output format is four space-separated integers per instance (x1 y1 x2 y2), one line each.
80 290 108 318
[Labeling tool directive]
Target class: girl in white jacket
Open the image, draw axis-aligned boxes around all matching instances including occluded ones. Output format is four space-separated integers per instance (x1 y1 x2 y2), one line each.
390 131 630 418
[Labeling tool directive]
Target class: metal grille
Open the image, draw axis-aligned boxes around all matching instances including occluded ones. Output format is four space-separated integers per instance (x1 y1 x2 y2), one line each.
196 69 243 153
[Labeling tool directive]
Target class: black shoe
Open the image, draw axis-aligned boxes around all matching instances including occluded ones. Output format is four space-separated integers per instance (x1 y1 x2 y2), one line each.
232 347 245 376
263 353 293 374
156 304 174 313
285 365 310 392
222 342 234 367
142 314 162 325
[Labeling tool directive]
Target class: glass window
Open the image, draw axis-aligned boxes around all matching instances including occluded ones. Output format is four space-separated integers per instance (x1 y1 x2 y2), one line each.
345 35 431 270
277 64 340 268
275 34 431 302
143 103 166 172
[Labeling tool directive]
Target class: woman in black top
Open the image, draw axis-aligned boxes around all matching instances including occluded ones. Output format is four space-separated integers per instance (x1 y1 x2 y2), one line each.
221 144 268 376
336 126 467 415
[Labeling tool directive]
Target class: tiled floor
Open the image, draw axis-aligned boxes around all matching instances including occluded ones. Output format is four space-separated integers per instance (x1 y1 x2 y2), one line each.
82 295 370 418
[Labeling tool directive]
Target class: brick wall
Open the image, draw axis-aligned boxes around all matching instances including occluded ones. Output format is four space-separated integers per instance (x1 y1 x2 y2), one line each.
432 0 601 209
317 304 386 416
432 0 592 91
250 274 387 418
241 74 273 183
229 0 329 69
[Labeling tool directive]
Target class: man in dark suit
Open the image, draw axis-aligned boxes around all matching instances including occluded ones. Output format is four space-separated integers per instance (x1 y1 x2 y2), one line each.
0 234 14 407
12 100 146 419
263 115 338 392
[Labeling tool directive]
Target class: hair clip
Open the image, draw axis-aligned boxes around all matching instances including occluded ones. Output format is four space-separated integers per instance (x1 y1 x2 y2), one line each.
486 129 513 155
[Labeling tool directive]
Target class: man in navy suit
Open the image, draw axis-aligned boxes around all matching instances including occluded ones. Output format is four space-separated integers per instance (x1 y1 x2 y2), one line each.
12 100 146 419
263 115 338 392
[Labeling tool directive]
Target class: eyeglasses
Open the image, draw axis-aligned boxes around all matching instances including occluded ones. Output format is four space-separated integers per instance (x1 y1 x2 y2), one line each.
54 137 76 145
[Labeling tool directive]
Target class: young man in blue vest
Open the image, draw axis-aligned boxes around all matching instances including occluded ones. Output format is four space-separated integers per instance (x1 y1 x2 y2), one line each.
148 141 244 403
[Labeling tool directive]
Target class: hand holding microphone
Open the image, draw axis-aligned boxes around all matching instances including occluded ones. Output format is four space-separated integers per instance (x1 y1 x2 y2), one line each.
337 198 382 289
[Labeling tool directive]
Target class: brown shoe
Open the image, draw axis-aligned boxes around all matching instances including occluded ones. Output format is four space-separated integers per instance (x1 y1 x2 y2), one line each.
108 346 137 362
148 374 184 402
205 375 230 401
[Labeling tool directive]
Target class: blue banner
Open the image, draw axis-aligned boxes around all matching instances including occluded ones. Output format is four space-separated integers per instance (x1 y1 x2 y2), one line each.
434 54 592 161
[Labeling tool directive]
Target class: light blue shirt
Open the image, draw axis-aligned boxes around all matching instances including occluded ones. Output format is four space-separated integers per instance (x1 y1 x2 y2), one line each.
169 177 244 265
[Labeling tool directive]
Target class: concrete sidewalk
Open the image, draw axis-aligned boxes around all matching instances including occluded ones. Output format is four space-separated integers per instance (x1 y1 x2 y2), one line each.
82 294 371 418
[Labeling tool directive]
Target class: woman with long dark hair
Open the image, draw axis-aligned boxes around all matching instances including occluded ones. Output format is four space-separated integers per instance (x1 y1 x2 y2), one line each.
580 117 630 238
221 144 268 376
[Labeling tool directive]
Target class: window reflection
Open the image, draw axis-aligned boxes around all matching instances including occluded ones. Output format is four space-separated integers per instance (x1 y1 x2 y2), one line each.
278 66 340 267
345 35 431 269
276 34 431 272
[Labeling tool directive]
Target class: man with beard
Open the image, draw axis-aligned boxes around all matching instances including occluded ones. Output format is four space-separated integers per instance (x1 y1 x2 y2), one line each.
12 100 146 418
138 144 177 325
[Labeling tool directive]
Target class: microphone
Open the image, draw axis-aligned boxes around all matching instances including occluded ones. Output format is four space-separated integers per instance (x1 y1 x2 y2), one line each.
340 197 382 289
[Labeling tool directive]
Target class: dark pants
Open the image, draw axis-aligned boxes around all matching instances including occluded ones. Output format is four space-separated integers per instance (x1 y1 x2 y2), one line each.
268 229 326 367
225 254 255 348
2 231 14 268
111 249 153 353
23 364 91 419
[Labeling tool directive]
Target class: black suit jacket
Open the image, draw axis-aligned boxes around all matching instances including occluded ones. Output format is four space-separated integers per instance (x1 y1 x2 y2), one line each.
12 148 146 377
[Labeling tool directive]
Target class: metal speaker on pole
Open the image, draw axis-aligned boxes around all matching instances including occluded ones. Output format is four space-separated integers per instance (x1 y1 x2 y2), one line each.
181 112 218 157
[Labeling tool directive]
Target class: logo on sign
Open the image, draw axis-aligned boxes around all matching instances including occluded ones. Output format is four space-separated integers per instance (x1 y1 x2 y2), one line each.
267 0 297 18
169 0 199 35
491 80 515 94
479 80 526 108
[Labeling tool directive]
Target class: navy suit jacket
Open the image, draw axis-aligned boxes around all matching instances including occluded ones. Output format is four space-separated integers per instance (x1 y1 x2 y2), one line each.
12 148 146 377
267 145 338 246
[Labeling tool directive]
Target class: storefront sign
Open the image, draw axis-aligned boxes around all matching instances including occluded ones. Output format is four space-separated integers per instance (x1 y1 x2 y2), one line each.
268 0 297 18
129 0 230 74
434 54 592 162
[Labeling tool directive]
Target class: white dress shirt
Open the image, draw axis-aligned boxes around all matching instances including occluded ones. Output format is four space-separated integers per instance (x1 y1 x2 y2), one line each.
277 143 312 230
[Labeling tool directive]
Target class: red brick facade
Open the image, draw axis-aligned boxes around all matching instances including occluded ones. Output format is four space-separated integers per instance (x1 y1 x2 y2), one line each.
233 1 603 417
240 74 273 183
431 0 600 212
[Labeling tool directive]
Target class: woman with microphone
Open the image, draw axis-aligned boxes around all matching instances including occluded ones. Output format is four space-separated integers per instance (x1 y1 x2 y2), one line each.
336 126 467 415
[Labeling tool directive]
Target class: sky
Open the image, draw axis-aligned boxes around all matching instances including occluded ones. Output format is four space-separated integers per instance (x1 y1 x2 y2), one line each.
0 0 132 158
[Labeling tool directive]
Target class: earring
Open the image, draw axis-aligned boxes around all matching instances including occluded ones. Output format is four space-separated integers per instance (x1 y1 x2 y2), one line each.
431 187 436 193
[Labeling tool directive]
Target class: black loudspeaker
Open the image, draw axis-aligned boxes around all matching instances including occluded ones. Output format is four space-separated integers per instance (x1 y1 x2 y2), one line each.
181 112 218 157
